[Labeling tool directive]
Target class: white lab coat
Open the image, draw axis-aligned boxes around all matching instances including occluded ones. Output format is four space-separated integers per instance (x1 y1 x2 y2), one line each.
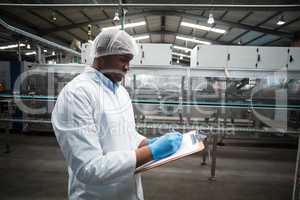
51 66 145 200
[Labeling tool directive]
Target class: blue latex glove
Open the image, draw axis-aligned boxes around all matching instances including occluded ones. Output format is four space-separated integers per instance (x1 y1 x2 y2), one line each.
148 132 183 160
147 137 158 145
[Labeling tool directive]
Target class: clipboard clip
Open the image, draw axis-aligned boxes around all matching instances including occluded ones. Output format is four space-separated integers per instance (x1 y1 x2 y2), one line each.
190 130 207 144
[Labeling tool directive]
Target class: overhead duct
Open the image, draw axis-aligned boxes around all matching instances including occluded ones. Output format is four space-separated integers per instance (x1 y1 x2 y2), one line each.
0 3 299 11
0 18 81 56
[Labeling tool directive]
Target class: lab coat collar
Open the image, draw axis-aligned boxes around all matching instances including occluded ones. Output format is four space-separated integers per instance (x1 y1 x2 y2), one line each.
85 66 119 93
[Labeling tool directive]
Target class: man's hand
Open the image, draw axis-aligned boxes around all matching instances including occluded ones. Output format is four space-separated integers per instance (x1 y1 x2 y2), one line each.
148 132 183 161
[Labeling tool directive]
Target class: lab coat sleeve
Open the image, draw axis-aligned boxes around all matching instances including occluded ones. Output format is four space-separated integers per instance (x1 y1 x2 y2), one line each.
129 101 146 147
51 86 136 185
135 131 146 147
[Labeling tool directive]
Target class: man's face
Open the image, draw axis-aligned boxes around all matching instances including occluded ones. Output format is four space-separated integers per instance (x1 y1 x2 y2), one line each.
97 54 132 83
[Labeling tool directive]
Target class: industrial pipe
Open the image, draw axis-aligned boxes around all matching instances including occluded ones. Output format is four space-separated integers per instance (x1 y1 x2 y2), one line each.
0 18 81 56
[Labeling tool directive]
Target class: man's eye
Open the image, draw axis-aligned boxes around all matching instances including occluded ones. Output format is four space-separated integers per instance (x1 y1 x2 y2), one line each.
120 58 129 62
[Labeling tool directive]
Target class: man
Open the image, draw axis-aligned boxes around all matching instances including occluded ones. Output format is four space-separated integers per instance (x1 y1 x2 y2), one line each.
51 29 183 200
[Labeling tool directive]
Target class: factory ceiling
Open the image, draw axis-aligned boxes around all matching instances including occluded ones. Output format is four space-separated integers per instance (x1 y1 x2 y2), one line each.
0 0 300 56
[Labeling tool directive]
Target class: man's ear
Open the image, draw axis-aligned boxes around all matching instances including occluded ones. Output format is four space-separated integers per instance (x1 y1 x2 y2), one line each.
93 57 104 68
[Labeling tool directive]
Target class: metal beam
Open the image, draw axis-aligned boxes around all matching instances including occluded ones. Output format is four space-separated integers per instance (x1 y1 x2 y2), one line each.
54 9 88 37
102 9 110 19
0 8 70 45
262 37 282 46
0 8 38 32
189 10 205 38
27 10 84 42
244 33 267 45
0 35 9 42
229 11 284 44
1 3 300 11
39 10 295 39
143 15 152 43
80 9 100 35
175 16 183 43
215 11 253 42
171 11 294 39
262 15 300 46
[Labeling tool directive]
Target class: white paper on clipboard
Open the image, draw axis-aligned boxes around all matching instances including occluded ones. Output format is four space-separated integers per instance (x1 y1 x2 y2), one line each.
135 130 205 173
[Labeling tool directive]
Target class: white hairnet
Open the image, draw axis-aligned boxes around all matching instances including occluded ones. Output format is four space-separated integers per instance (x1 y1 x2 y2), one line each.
91 28 138 60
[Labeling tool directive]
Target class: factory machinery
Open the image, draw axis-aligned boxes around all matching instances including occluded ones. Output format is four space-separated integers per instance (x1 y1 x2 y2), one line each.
1 44 300 198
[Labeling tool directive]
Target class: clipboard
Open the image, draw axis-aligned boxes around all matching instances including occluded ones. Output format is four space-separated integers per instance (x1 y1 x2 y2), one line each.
135 130 206 173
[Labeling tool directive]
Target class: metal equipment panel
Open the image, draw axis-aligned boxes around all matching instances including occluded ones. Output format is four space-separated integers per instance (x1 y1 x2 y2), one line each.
130 44 143 65
190 45 228 68
141 43 172 65
81 42 93 65
257 47 288 70
227 46 258 69
131 43 172 66
288 47 300 70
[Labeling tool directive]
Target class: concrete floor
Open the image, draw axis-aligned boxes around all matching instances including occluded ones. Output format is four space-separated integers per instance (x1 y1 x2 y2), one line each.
0 133 297 200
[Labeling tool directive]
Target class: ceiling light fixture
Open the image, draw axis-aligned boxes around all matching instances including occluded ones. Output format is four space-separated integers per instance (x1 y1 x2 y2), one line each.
277 16 286 26
0 43 25 50
133 35 150 41
176 36 211 45
173 45 192 52
52 12 57 22
26 44 31 49
207 13 215 24
181 22 226 34
102 21 146 31
52 51 56 56
113 12 120 24
25 51 36 56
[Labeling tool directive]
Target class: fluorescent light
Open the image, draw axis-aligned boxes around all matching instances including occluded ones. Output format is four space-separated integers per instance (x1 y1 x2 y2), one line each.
172 52 190 58
52 51 56 56
0 43 25 50
26 44 31 49
52 12 56 21
277 16 286 26
181 22 226 34
207 13 215 24
173 45 192 52
125 21 146 28
176 36 211 45
102 21 146 31
25 51 36 55
43 49 47 53
134 35 149 41
277 20 285 25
